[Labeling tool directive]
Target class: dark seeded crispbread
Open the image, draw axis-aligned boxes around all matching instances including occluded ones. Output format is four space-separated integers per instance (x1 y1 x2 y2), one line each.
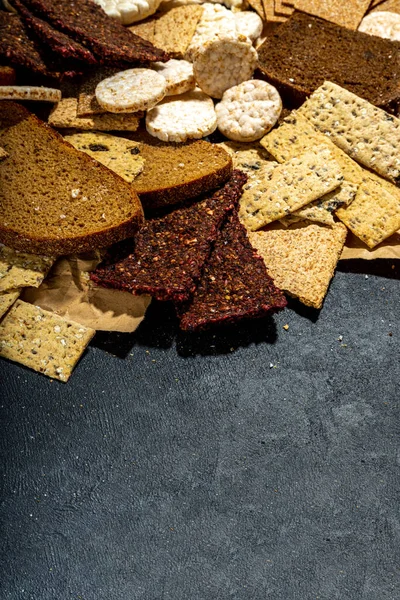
256 11 400 113
91 171 247 303
178 210 287 332
18 0 169 65
12 0 98 67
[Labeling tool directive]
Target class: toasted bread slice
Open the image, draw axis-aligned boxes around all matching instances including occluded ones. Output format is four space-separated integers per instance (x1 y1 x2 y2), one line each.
0 102 144 255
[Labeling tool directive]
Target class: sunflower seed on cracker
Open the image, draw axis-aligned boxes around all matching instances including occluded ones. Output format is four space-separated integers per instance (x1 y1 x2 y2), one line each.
239 147 344 231
0 300 95 382
216 79 282 142
95 69 166 113
0 245 55 292
146 88 217 142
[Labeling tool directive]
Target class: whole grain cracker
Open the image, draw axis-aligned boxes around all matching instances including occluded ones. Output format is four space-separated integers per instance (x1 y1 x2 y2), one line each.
153 5 204 58
48 98 142 131
294 0 371 29
95 69 166 113
145 88 217 142
335 175 400 247
297 81 400 185
370 0 400 14
246 0 265 19
64 132 145 182
239 147 344 231
0 246 54 292
0 86 61 103
218 140 275 172
77 69 120 117
0 290 20 319
128 17 156 42
215 79 282 141
249 221 348 309
151 59 195 96
358 10 400 40
262 0 286 21
0 147 8 161
193 35 257 99
273 0 294 16
0 300 95 382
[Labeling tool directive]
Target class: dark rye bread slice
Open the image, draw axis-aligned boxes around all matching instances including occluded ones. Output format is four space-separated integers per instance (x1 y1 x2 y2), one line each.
0 102 144 256
127 131 233 212
90 171 247 303
11 0 98 67
0 12 57 78
18 0 169 65
257 11 400 113
178 210 287 332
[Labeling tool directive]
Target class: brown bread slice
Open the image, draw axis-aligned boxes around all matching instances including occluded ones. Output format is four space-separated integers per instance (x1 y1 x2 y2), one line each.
0 102 144 256
257 11 400 113
127 132 233 212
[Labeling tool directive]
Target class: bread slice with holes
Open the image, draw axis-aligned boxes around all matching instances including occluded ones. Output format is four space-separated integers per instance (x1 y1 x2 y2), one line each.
0 101 144 255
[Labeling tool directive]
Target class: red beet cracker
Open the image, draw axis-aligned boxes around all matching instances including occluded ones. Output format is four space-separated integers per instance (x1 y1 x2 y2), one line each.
179 211 287 332
91 171 248 303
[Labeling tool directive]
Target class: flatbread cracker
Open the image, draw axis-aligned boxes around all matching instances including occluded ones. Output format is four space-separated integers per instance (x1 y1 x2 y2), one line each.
370 0 400 14
0 86 61 102
335 175 400 247
64 132 145 182
239 147 344 231
48 98 142 131
153 5 204 58
0 300 95 382
0 147 8 161
297 81 400 185
249 221 348 309
287 182 358 226
0 289 20 319
294 0 371 29
77 69 119 117
218 140 276 172
0 245 54 292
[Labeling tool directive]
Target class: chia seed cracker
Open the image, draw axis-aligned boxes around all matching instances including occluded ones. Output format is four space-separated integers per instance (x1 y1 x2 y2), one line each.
178 210 287 332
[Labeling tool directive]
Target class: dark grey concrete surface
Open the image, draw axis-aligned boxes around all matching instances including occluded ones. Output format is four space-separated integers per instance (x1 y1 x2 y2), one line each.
1 260 399 600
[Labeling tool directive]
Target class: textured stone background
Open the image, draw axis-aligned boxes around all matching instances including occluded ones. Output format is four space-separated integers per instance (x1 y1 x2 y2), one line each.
1 260 399 600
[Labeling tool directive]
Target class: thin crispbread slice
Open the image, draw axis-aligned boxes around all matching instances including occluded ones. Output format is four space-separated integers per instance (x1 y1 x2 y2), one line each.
153 5 204 58
248 221 348 309
218 140 276 173
128 18 156 43
370 0 400 13
336 175 400 247
247 0 266 19
48 98 142 131
0 147 8 161
239 147 344 231
0 300 95 381
274 0 294 16
294 0 371 29
63 132 145 182
0 86 61 103
0 245 55 292
0 290 20 319
297 81 400 185
262 0 286 21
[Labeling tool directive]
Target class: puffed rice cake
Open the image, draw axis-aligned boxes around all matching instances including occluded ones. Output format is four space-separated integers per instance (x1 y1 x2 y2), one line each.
95 68 166 113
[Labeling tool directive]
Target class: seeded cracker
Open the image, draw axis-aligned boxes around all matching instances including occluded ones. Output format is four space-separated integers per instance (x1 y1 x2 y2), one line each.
152 5 204 58
297 82 400 185
218 140 276 173
95 69 166 113
64 133 144 182
0 246 55 292
48 98 142 131
0 300 95 382
178 211 287 332
249 222 348 309
239 147 344 231
91 171 247 303
0 290 20 319
193 36 257 100
0 86 61 103
146 89 217 142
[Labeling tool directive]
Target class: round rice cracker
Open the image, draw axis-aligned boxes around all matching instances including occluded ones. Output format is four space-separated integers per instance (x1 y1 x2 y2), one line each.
95 68 167 113
192 35 258 99
358 11 400 42
215 80 282 142
234 11 263 42
151 59 195 96
146 89 217 142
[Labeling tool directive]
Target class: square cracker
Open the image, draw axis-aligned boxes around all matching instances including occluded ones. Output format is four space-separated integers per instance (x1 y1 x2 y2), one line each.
0 245 54 292
0 289 20 319
297 81 400 185
262 0 286 21
239 147 344 231
336 175 400 248
294 0 371 29
249 221 348 309
0 300 95 382
274 0 294 16
48 98 142 131
64 132 145 182
0 146 8 161
153 5 204 58
283 182 358 226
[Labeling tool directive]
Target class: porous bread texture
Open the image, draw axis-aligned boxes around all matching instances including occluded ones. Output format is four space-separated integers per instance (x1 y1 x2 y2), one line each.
128 132 233 211
0 102 144 256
